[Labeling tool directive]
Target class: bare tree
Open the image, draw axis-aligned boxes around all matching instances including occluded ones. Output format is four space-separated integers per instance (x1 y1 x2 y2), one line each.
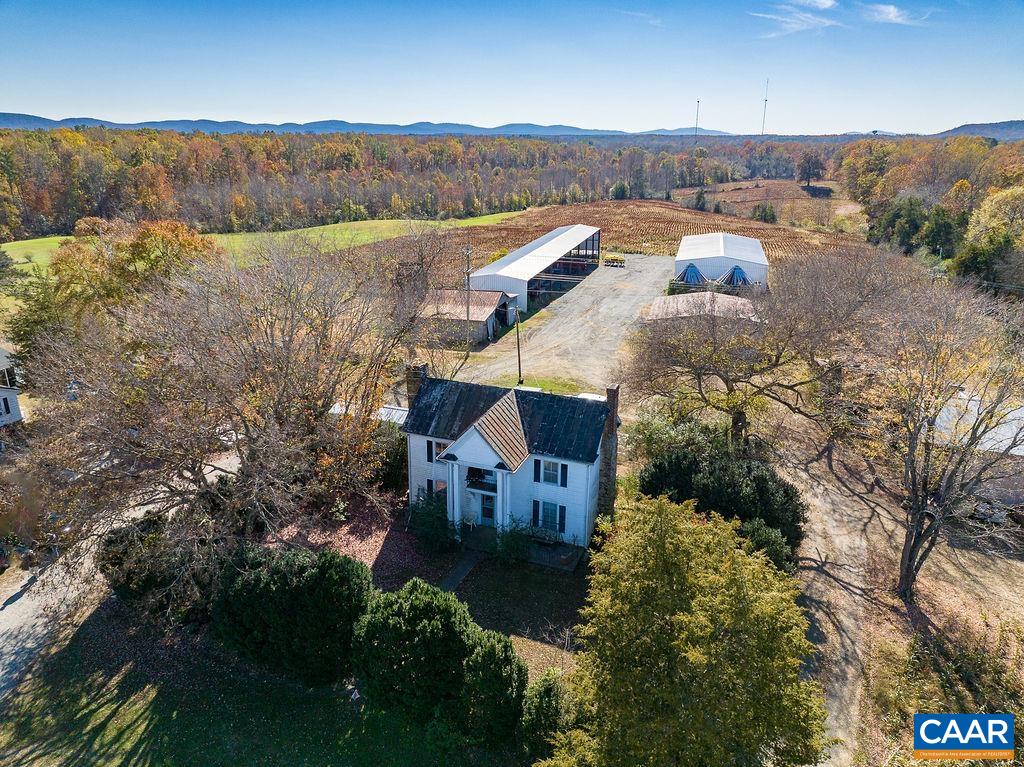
623 247 904 447
855 278 1024 601
24 233 447 610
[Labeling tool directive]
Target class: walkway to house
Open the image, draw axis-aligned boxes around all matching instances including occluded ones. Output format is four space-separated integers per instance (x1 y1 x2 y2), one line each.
439 549 486 592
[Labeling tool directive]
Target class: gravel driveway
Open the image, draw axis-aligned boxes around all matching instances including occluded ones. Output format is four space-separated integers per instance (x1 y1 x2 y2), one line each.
460 253 673 390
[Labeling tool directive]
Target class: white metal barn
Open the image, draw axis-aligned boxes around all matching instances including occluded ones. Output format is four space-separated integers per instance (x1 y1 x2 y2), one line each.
674 233 769 287
469 224 601 312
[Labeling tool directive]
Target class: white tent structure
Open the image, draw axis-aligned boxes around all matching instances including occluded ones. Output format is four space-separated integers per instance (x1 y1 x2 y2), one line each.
674 233 769 287
469 224 600 311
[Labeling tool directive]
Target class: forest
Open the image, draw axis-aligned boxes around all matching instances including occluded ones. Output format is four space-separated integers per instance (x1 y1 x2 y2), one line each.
0 128 836 241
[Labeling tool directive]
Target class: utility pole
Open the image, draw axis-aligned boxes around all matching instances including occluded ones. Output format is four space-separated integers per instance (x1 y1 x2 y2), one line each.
464 244 472 360
761 78 769 136
694 99 700 145
514 306 523 385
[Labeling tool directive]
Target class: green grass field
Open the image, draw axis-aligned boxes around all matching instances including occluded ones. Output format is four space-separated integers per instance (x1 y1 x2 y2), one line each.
2 211 523 272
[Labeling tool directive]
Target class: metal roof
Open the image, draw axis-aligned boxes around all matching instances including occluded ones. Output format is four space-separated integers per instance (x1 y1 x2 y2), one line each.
473 390 530 471
675 233 768 266
470 224 600 282
422 289 510 323
641 291 758 322
403 377 609 464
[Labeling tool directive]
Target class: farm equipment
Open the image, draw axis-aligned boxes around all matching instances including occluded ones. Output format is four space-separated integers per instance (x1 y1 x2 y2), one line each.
603 253 626 268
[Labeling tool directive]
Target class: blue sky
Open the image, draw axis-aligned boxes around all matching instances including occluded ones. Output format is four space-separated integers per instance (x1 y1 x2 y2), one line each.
1 0 1021 135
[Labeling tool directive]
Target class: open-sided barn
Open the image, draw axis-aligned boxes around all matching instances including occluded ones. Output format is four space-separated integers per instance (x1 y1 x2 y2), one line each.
469 224 601 312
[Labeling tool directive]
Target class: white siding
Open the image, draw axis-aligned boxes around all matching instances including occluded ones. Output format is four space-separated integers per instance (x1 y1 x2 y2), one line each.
406 431 601 546
407 433 452 500
0 391 21 427
468 274 528 311
506 455 595 546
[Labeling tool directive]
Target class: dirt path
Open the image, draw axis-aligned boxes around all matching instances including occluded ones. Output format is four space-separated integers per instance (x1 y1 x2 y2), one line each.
775 428 904 766
460 254 674 390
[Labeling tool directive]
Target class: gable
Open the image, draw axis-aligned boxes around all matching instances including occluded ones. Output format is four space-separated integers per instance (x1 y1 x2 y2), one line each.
440 426 502 467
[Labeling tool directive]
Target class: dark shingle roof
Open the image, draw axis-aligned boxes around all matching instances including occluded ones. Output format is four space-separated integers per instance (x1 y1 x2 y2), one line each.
403 377 609 465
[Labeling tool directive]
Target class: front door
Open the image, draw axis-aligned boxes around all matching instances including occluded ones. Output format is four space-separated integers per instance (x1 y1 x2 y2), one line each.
480 494 495 526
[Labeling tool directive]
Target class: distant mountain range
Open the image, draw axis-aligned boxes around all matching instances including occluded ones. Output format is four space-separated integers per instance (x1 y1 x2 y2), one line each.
934 120 1024 141
1 113 1021 140
0 113 731 137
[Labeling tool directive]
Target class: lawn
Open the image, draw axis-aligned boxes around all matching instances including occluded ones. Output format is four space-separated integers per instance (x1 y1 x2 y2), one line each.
456 559 588 680
3 235 69 272
1 211 523 273
489 374 583 396
0 600 523 767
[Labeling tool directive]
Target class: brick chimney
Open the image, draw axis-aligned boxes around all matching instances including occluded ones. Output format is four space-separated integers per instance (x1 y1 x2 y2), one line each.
598 384 620 516
404 363 427 405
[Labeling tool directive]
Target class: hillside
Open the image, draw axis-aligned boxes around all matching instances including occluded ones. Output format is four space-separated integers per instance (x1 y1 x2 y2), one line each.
0 112 731 137
934 120 1024 140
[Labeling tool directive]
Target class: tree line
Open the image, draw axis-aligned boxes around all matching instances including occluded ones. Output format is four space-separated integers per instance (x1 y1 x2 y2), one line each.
835 136 1024 285
0 127 852 241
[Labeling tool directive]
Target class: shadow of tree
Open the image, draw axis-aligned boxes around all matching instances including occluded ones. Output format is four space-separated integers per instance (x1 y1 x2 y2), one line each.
0 599 448 767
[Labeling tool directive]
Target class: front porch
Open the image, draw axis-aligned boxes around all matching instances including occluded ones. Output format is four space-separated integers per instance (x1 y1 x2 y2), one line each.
460 524 585 572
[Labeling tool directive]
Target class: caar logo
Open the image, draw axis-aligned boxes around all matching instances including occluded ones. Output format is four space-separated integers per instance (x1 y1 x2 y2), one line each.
914 714 1015 760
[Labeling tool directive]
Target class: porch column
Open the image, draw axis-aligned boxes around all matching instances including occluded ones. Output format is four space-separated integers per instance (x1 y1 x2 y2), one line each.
447 460 460 531
495 470 506 531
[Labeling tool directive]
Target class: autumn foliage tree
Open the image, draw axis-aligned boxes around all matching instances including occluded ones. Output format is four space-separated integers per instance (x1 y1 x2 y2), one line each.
542 496 827 767
5 217 216 362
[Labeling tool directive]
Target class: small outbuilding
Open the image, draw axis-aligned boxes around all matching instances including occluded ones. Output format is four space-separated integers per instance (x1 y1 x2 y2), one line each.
421 288 515 344
641 291 758 323
469 225 601 312
674 233 769 288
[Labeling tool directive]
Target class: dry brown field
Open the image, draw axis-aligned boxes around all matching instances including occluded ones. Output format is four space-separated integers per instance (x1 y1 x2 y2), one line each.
673 179 866 233
421 199 862 265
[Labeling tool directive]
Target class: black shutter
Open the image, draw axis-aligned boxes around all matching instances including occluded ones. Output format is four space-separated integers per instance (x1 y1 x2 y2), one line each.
426 440 434 463
532 500 540 527
533 459 541 483
427 479 434 495
558 505 566 533
560 463 568 488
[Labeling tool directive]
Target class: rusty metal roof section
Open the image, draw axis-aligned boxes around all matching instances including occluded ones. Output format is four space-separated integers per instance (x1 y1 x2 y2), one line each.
403 377 608 464
473 390 530 471
422 288 510 323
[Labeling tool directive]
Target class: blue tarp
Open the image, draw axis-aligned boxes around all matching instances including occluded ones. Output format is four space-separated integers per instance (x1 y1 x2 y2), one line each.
677 262 708 285
716 264 750 288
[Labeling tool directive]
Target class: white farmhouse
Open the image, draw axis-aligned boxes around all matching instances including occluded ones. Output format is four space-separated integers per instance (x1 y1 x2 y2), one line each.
0 348 23 428
402 366 618 548
674 232 769 289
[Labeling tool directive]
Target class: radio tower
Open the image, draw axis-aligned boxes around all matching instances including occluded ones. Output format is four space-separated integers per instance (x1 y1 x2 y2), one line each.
761 79 769 136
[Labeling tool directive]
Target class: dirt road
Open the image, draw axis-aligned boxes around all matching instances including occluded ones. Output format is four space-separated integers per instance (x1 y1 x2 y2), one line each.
460 254 674 390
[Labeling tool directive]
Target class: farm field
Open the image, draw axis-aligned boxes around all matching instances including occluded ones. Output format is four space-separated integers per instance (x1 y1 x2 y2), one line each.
443 199 862 265
673 179 866 235
1 211 524 272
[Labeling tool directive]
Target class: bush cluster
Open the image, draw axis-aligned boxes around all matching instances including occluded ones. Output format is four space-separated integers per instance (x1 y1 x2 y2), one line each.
409 492 460 553
637 418 807 564
353 577 528 748
212 545 373 685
